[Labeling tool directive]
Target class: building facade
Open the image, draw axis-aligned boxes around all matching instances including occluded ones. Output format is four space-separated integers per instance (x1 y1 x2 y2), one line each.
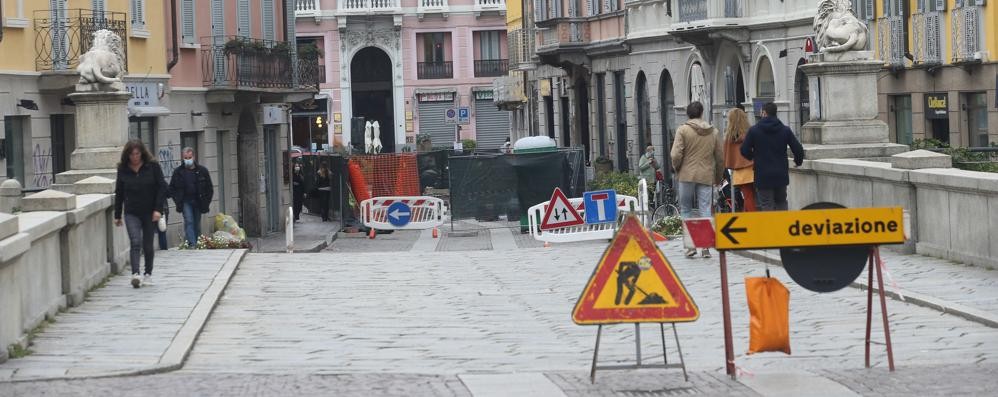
872 0 997 148
2 0 312 240
525 0 817 173
294 0 511 152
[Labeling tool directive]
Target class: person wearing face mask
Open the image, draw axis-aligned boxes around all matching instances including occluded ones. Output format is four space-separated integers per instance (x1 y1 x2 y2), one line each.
170 147 214 247
292 162 305 222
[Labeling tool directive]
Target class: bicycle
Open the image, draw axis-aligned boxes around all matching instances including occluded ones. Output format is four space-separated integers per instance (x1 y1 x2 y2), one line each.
650 181 681 226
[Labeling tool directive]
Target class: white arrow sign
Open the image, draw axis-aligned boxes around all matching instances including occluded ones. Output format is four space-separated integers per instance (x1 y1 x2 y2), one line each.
390 208 410 220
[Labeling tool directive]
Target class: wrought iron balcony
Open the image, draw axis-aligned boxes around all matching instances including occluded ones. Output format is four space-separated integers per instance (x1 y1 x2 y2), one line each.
295 0 321 17
298 58 325 89
912 11 943 66
417 61 453 79
474 59 508 77
876 16 905 67
952 5 983 63
338 0 401 14
202 36 296 89
33 9 128 72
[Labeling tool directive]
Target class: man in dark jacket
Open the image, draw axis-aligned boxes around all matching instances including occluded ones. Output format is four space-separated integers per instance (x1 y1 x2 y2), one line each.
170 147 214 246
740 103 805 211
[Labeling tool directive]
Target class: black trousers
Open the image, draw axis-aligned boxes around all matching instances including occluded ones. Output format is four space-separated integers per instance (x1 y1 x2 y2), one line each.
124 213 156 275
756 186 788 211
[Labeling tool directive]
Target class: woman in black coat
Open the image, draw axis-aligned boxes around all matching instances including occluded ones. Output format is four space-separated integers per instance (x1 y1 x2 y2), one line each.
114 140 169 289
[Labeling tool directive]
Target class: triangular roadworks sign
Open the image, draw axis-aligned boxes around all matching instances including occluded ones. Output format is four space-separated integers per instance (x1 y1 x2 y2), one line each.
572 215 700 324
540 187 585 230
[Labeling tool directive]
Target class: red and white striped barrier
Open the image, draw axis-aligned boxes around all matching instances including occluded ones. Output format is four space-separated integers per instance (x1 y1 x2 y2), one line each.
360 196 445 230
527 194 643 243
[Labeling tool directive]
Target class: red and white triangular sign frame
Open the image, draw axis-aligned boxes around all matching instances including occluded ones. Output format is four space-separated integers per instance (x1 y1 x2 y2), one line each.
540 187 585 230
572 215 700 324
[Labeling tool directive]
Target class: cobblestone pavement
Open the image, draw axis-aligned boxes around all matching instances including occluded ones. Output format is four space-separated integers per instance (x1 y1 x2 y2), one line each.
875 248 998 317
184 241 998 376
0 250 238 381
327 230 422 252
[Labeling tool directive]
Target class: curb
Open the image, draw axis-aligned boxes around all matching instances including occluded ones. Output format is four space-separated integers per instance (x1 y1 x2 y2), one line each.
732 250 998 329
2 249 248 383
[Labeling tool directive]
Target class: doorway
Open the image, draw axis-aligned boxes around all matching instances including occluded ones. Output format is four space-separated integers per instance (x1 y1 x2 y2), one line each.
560 96 571 147
614 71 628 171
575 77 591 163
659 71 675 184
964 92 988 147
351 47 395 153
635 72 650 152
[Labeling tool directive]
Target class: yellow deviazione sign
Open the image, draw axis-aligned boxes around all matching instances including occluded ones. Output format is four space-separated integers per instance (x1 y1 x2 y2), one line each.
714 207 905 250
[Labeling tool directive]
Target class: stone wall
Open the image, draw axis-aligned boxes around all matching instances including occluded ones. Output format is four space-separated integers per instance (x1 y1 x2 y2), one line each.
0 177 127 363
789 152 998 268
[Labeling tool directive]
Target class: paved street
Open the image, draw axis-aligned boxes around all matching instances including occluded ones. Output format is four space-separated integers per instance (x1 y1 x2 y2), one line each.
3 228 998 396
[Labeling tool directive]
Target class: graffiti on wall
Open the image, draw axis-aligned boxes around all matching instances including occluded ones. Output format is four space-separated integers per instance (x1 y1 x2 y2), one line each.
32 144 52 189
158 142 179 180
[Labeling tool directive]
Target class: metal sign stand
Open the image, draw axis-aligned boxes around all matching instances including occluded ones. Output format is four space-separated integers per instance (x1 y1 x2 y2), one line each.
589 323 689 383
717 246 896 380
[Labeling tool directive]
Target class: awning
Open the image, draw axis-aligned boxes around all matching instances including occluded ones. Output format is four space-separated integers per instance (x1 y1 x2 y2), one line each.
128 106 171 117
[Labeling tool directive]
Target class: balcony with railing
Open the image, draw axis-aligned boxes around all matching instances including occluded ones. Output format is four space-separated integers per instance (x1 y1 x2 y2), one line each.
417 61 453 79
298 58 326 88
952 5 983 63
418 0 449 18
474 0 506 14
876 15 905 67
474 59 508 77
295 0 321 17
912 11 943 66
202 36 298 89
338 0 401 14
507 28 534 68
33 9 128 72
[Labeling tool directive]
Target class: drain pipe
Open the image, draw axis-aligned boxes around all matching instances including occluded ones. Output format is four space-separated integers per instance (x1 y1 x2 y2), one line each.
167 0 179 71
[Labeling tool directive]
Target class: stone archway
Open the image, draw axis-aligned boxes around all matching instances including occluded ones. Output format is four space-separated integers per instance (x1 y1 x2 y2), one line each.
339 26 403 152
351 46 395 153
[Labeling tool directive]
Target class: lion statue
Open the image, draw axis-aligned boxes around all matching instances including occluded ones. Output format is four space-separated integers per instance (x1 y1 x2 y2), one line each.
76 29 125 85
814 0 869 53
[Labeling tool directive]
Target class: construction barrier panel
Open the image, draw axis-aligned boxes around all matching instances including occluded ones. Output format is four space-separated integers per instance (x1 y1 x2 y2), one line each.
360 196 446 230
527 195 643 243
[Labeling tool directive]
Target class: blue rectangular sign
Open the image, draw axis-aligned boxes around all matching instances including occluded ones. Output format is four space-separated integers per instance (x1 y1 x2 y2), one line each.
584 190 618 224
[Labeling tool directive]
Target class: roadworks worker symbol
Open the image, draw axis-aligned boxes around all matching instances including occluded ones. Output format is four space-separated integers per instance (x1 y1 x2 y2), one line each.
572 215 700 325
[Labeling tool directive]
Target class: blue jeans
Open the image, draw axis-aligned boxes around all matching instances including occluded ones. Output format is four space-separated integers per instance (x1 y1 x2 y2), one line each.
678 181 714 218
183 201 202 246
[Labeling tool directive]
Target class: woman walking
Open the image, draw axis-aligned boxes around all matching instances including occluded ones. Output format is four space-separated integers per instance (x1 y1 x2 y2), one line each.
114 140 169 288
316 162 331 222
723 107 757 212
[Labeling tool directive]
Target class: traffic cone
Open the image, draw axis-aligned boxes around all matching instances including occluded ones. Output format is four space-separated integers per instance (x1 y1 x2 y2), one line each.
368 228 376 239
653 232 668 242
432 227 439 238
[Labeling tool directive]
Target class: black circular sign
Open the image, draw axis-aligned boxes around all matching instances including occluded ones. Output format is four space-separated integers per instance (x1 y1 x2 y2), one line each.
779 202 870 293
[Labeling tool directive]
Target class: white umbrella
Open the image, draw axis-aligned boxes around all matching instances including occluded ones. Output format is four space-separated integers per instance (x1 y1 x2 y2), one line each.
371 121 383 154
364 121 373 154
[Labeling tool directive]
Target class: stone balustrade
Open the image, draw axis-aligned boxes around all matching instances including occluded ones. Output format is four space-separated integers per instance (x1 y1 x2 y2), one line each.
0 177 129 363
789 150 998 268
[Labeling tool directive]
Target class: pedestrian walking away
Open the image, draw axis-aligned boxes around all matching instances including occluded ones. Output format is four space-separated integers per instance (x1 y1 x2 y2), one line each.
292 161 305 222
316 162 332 222
670 101 724 259
740 102 805 211
723 106 757 212
114 140 169 288
170 147 214 247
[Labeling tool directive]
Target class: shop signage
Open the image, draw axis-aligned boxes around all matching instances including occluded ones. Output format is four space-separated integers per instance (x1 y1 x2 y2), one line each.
925 93 948 119
417 92 454 102
126 82 160 108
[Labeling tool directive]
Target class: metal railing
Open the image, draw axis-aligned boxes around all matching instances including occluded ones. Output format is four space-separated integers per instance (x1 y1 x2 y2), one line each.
418 0 449 12
925 147 998 173
877 16 905 66
33 9 128 72
952 5 981 62
298 57 325 88
295 0 320 15
339 0 400 12
912 11 943 65
201 36 295 89
474 59 508 77
417 61 453 79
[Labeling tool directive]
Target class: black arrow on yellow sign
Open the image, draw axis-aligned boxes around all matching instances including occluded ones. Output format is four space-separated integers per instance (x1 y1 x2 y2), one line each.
720 216 747 245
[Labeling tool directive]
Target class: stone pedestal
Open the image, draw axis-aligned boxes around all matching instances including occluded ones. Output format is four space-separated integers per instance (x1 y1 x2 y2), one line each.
800 52 908 159
55 88 131 187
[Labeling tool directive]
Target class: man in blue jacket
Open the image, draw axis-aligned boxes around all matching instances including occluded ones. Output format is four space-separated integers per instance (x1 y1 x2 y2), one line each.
740 103 805 211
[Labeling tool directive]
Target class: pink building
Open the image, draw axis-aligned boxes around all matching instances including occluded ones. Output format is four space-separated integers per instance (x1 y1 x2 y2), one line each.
294 0 509 152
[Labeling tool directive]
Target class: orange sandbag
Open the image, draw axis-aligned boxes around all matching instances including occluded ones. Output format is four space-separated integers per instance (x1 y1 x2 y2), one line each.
745 277 791 355
348 160 371 203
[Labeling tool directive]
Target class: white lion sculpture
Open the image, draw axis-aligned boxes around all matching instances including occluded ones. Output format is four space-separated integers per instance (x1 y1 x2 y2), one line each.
76 29 125 85
814 0 869 53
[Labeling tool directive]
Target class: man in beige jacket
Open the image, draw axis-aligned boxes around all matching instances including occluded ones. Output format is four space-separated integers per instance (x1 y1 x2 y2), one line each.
670 101 724 258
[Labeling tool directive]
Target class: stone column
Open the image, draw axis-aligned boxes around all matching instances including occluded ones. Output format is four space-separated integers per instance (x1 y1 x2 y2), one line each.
800 51 908 160
55 84 131 186
0 179 23 213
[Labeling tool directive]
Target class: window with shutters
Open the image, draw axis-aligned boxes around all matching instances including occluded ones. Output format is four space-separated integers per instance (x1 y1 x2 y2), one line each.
238 0 250 38
131 0 146 31
181 0 195 45
262 0 275 41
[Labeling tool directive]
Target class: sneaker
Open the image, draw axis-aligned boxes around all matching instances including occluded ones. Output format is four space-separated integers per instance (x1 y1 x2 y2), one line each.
685 248 697 258
131 274 141 289
142 274 154 286
701 249 712 258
